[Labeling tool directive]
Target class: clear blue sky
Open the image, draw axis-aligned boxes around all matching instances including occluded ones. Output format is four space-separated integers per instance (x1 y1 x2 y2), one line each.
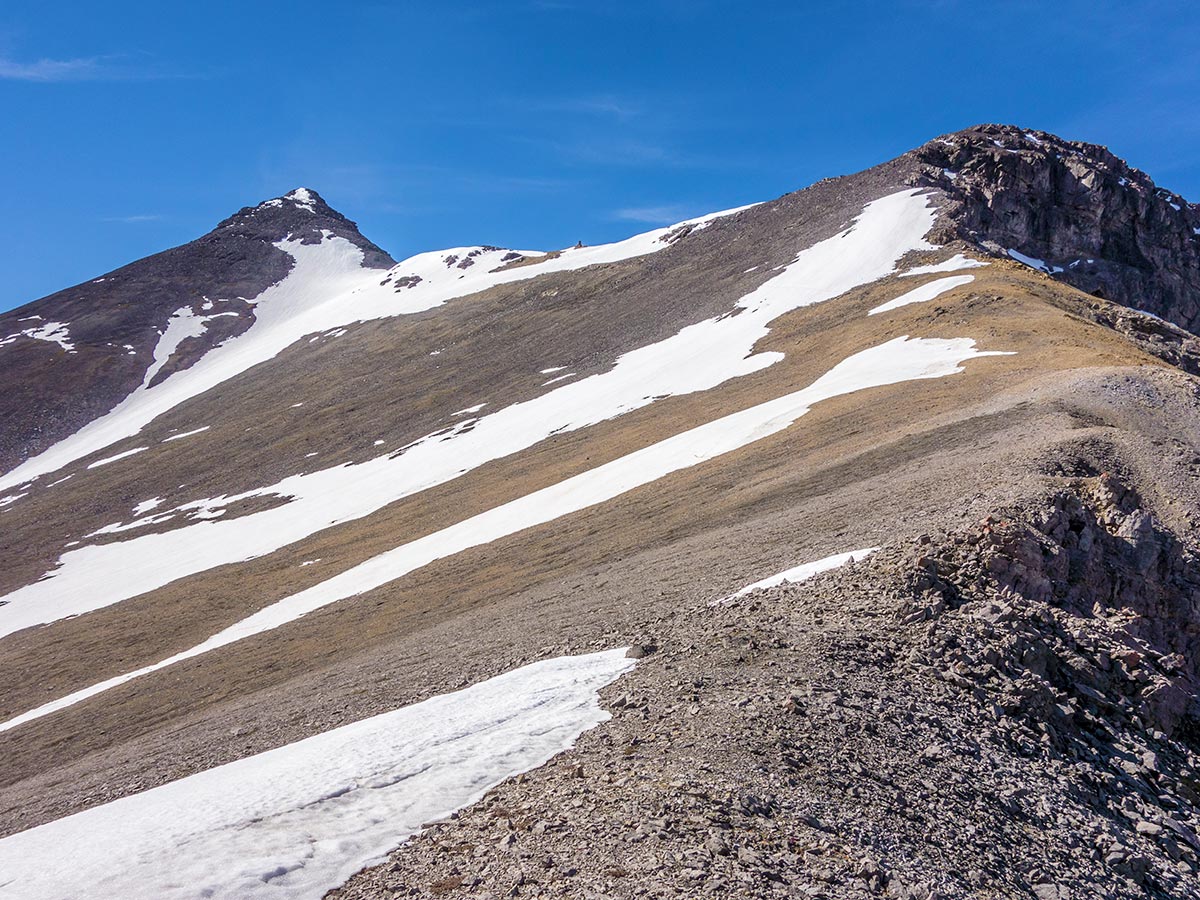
2 1 1198 311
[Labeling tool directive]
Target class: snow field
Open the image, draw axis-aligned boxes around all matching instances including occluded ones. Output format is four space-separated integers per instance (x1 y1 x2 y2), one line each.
0 190 941 637
0 650 634 900
0 335 1012 733
0 203 754 493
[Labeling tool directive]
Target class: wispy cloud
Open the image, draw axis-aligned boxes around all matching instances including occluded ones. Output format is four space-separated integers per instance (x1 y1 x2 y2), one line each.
0 55 108 82
0 53 195 82
525 94 642 119
610 204 697 224
102 214 163 224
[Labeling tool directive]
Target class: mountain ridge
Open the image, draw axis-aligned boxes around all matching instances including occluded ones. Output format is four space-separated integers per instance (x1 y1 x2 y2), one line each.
2 125 1200 899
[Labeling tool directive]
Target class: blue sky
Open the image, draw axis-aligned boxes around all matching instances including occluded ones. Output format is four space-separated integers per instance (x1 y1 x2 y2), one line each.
2 0 1198 311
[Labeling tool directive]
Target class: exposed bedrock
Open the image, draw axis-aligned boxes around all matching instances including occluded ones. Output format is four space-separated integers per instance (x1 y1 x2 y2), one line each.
907 123 1200 332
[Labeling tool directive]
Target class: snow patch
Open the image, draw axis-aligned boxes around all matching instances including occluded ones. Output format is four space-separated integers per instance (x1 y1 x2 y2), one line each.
133 497 164 516
0 320 76 353
85 447 148 470
0 651 634 900
1006 249 1063 274
287 187 317 212
162 425 210 443
142 307 216 387
868 275 976 316
899 253 987 277
713 548 879 605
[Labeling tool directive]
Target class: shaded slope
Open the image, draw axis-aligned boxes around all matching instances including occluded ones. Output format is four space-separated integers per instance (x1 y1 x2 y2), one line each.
0 189 393 473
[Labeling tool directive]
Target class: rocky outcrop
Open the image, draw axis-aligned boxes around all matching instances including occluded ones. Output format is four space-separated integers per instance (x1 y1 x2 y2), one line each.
905 474 1200 742
908 124 1200 333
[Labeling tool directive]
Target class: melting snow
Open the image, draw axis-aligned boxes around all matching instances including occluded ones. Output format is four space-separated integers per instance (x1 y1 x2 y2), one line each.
453 403 486 415
0 336 1010 730
1006 249 1063 274
899 253 987 277
868 274 976 316
0 320 76 353
85 447 149 470
0 651 634 900
714 547 879 605
542 372 577 386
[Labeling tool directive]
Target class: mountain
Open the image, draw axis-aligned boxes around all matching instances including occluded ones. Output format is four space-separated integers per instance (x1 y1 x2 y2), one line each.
1 127 1199 900
0 188 393 474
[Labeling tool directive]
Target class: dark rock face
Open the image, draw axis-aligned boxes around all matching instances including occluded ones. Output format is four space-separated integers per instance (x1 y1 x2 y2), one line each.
906 124 1200 332
0 189 394 474
213 188 394 270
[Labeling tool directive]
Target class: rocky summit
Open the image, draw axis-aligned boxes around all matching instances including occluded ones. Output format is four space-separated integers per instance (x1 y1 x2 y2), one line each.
1 126 1199 900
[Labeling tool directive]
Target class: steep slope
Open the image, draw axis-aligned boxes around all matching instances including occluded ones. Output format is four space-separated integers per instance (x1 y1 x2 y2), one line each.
0 188 393 474
1 126 1199 900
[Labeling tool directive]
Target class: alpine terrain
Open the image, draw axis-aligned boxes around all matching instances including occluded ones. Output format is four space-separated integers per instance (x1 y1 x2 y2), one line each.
2 124 1200 900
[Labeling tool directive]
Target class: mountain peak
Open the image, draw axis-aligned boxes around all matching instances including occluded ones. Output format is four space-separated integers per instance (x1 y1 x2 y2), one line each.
903 123 1200 330
213 188 394 269
255 187 328 215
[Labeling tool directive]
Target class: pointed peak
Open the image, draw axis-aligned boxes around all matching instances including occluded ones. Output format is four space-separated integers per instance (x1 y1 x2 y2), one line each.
284 186 318 204
214 187 394 269
250 186 329 216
